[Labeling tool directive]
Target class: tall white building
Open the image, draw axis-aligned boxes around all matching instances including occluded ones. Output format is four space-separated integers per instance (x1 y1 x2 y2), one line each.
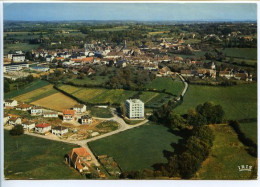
125 99 144 119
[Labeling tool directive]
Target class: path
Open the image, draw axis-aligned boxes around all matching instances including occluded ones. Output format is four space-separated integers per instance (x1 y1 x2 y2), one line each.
176 73 188 100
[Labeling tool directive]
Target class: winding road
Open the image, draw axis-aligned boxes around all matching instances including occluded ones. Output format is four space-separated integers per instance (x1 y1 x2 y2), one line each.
21 75 188 167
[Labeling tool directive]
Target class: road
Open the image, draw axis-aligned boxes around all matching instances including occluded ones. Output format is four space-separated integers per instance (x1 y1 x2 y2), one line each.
23 107 149 166
176 73 188 100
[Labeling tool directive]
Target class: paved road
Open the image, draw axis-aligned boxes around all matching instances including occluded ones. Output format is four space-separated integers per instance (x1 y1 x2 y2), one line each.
22 108 149 167
176 73 189 100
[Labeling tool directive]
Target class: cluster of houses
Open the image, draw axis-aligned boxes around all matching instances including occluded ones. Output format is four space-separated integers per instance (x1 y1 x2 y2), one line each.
4 99 93 136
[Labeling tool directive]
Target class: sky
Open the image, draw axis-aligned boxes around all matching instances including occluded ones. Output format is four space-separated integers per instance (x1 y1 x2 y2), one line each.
3 3 257 22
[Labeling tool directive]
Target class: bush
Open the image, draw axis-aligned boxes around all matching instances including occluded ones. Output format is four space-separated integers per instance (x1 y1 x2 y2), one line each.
10 125 24 136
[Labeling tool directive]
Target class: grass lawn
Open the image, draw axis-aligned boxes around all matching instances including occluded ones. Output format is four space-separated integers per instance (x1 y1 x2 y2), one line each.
4 130 85 179
4 80 50 99
196 124 257 179
239 121 257 144
89 107 113 118
221 48 257 60
145 77 184 96
88 122 181 172
13 84 58 103
123 118 145 125
174 84 257 120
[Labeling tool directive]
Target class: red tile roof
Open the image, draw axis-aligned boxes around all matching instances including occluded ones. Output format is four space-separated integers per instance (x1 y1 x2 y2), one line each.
72 147 91 157
63 110 75 116
36 123 51 128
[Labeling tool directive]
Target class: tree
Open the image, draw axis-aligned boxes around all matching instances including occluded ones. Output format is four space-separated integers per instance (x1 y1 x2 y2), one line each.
119 103 126 117
10 125 24 136
4 79 10 93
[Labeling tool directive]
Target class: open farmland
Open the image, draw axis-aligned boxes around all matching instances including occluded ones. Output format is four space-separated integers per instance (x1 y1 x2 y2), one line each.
31 92 78 111
196 124 257 180
89 122 181 172
5 80 50 99
174 84 257 120
13 84 58 103
221 48 257 60
57 84 173 107
4 43 40 55
145 76 184 96
4 130 84 180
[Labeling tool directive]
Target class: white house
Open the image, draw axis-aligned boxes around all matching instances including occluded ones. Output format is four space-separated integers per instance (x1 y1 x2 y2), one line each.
73 104 87 113
31 106 43 116
125 99 144 119
80 115 92 125
4 114 11 124
22 121 35 131
8 117 22 125
52 126 68 136
43 111 58 118
63 110 75 121
35 123 52 133
12 54 25 63
4 100 18 107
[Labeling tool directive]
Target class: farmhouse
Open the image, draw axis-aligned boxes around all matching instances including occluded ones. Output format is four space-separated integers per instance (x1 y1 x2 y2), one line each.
22 121 36 131
73 104 87 113
8 117 22 125
31 106 43 116
125 99 144 119
63 110 76 121
52 126 68 136
4 99 18 107
80 115 92 125
43 111 59 118
35 123 52 133
66 147 92 173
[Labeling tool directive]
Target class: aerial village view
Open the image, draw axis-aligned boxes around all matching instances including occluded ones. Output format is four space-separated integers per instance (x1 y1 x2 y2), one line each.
2 3 258 180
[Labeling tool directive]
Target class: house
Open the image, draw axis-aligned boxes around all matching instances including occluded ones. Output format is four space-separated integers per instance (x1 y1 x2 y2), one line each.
180 70 193 77
219 71 234 79
8 117 22 125
66 147 92 173
63 110 76 121
116 60 127 68
80 115 92 125
4 114 11 124
73 104 87 113
87 68 95 75
4 99 18 107
31 106 43 116
43 111 59 118
158 66 171 76
16 103 32 111
52 126 68 136
22 120 35 131
12 54 25 63
234 73 252 81
35 123 52 133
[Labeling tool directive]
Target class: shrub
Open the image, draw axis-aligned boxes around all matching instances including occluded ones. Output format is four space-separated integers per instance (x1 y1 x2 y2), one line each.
10 125 24 136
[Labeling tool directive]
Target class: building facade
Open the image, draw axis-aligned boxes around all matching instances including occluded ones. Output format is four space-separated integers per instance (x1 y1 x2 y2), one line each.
125 99 144 119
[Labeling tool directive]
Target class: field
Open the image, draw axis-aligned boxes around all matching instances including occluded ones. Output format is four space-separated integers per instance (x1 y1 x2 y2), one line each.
221 48 257 60
65 75 109 86
4 130 85 179
89 107 113 118
145 77 184 96
239 121 257 144
174 84 257 120
89 122 181 171
4 43 40 55
4 79 50 99
57 84 173 107
31 92 78 111
13 84 58 103
196 124 257 179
